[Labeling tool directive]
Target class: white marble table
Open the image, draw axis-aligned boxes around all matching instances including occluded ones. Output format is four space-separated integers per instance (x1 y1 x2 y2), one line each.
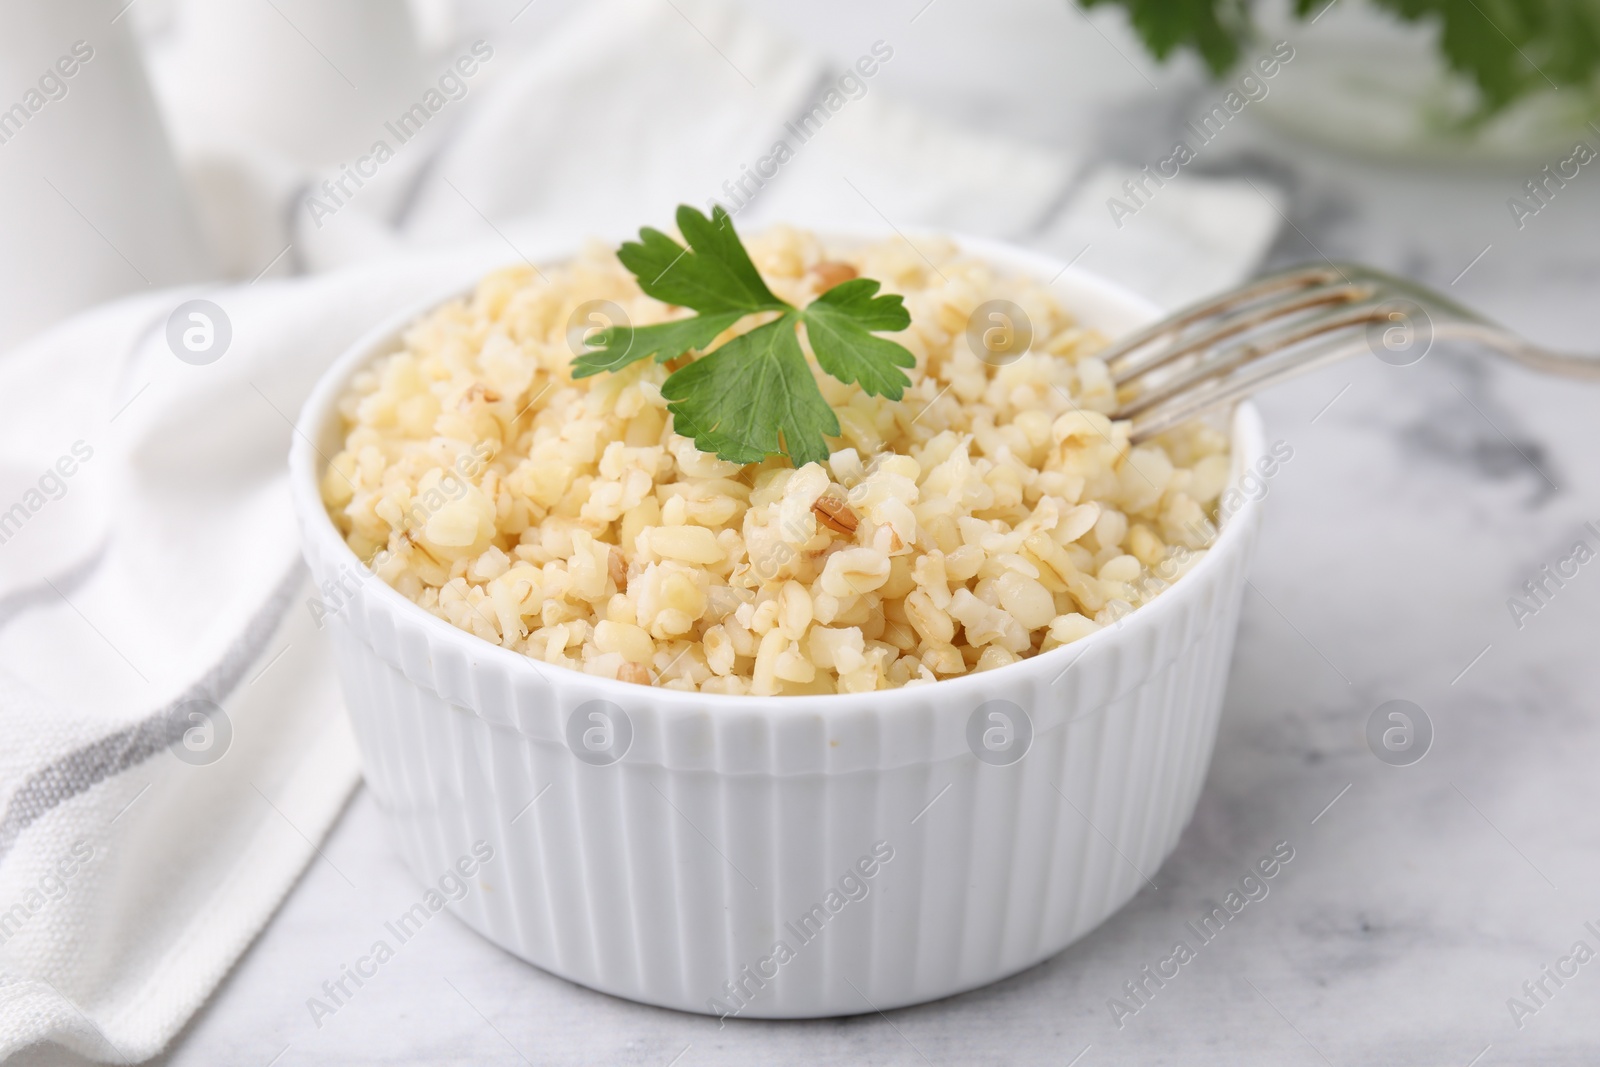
27 2 1600 1063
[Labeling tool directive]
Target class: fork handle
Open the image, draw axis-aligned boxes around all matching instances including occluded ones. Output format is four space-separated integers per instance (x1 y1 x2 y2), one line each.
1440 322 1600 382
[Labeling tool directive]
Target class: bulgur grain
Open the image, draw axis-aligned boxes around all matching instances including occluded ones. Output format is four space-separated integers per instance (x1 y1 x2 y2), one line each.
322 228 1231 693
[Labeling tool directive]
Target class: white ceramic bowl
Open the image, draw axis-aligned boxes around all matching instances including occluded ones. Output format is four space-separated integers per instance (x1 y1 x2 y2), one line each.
290 235 1265 1019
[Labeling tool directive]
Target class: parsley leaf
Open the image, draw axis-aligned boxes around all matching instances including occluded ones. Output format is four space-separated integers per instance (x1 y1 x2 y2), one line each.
1080 0 1250 76
1362 0 1600 116
573 205 917 466
571 312 743 377
572 204 786 379
621 206 786 314
660 314 840 467
802 278 916 398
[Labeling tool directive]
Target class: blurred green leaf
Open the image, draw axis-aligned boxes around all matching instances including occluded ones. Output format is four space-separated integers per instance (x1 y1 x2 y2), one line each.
1077 0 1600 117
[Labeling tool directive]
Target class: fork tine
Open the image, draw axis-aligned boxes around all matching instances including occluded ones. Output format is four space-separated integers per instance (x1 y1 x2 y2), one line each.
1111 280 1375 394
1106 259 1600 445
1098 264 1346 376
1122 302 1390 443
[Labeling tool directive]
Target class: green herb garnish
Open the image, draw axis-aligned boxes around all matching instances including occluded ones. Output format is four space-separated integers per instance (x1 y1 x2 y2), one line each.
1081 0 1600 118
572 205 915 467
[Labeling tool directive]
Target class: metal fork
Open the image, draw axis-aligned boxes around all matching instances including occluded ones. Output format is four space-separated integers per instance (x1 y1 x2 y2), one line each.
1104 263 1600 444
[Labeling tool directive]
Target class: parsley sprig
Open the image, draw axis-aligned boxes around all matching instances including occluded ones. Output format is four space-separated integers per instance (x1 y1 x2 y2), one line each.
572 205 915 467
1082 0 1600 118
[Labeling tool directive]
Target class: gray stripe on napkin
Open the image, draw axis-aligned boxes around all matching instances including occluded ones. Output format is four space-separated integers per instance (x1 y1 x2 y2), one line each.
0 538 109 634
0 560 306 861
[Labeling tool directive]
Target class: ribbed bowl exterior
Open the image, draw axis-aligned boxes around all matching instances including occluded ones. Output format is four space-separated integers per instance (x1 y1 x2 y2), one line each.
291 240 1265 1018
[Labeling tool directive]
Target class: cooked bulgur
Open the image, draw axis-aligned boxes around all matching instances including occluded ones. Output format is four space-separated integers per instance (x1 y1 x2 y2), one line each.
320 229 1232 694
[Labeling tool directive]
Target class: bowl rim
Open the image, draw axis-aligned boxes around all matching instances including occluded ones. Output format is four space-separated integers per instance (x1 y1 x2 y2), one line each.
290 230 1266 714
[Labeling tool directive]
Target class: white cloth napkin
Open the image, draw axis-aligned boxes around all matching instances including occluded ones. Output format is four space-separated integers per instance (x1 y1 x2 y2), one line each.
0 259 483 1063
0 0 1282 1060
